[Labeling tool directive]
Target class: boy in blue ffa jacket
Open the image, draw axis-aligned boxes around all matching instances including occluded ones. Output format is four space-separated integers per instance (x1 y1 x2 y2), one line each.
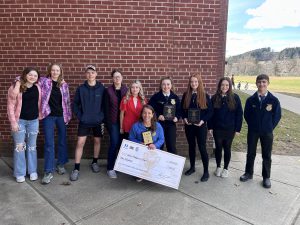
70 65 105 181
240 74 281 188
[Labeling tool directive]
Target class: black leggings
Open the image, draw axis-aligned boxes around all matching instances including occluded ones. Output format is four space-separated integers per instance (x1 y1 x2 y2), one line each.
160 122 177 154
184 124 209 173
213 129 235 169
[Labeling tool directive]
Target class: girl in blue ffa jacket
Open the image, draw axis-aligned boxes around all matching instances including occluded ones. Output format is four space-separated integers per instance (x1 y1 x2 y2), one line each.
208 77 243 178
129 104 164 182
181 73 213 182
129 105 165 150
149 77 181 154
240 74 281 189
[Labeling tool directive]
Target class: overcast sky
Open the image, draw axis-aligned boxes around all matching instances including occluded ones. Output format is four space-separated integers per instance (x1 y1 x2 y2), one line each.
226 0 300 57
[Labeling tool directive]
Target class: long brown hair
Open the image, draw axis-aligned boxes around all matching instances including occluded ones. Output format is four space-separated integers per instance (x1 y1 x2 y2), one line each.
20 67 40 93
47 63 64 87
212 77 236 111
183 72 207 109
139 105 157 132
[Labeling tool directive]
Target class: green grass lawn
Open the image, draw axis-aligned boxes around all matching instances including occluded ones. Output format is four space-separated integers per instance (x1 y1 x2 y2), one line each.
232 90 300 156
235 76 300 94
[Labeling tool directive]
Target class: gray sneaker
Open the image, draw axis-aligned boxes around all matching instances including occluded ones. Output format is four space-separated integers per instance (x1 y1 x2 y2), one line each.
70 170 79 181
107 170 117 179
56 164 66 175
91 163 100 173
42 172 53 184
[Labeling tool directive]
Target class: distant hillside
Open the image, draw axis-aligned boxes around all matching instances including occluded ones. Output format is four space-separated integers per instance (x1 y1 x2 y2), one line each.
225 47 300 76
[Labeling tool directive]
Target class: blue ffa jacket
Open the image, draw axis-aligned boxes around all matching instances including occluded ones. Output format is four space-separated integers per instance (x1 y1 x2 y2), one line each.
208 93 243 132
181 92 213 122
73 81 105 127
149 90 181 123
244 92 281 133
129 122 165 149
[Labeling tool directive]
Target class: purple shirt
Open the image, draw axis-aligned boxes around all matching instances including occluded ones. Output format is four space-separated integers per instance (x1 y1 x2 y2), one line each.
39 77 72 123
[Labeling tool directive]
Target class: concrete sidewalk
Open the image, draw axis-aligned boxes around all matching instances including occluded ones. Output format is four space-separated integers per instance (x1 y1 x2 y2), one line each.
1 152 299 225
241 90 300 115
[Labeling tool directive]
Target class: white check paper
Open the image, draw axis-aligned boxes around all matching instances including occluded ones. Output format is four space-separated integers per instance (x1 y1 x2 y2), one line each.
114 139 186 189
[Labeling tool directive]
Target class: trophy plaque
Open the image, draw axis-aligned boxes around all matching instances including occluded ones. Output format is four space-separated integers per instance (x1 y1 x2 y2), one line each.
188 109 201 124
163 104 176 120
142 131 153 145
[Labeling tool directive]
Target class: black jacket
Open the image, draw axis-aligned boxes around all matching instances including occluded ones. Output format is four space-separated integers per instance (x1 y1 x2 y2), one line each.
244 91 281 133
181 92 213 122
73 81 105 126
149 90 181 124
208 93 243 132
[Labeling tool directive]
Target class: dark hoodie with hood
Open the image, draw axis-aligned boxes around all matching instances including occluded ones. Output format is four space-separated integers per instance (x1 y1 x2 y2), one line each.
73 80 105 127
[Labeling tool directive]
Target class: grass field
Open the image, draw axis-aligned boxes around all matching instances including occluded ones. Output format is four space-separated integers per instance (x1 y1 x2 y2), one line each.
231 90 300 156
235 76 300 94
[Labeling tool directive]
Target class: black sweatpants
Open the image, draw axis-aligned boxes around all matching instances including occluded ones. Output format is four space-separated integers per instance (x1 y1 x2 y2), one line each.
245 131 273 178
184 124 209 173
213 129 235 169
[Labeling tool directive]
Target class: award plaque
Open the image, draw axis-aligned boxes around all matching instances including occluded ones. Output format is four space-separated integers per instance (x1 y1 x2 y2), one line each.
142 131 153 145
188 109 200 124
163 104 176 120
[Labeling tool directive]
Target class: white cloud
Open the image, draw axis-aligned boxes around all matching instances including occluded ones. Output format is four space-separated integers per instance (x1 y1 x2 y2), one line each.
245 0 300 29
226 32 300 57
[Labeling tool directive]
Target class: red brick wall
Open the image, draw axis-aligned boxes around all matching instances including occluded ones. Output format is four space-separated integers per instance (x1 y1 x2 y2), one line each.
0 0 228 158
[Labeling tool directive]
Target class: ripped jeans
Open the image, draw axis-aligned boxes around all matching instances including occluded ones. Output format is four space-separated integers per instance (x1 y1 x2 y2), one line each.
12 119 39 178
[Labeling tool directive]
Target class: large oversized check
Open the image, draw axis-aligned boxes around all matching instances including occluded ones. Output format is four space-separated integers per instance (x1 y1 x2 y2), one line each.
114 139 186 189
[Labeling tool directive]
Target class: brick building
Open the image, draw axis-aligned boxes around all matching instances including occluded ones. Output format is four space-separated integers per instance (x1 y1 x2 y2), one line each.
0 0 228 158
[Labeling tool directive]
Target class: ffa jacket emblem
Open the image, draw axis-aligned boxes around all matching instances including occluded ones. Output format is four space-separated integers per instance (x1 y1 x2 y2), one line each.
266 104 272 111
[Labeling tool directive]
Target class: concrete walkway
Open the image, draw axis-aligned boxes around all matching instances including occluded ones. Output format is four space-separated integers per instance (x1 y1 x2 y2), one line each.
241 89 300 115
1 152 300 225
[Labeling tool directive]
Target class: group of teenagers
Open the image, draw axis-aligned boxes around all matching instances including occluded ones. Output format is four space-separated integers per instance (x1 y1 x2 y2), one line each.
7 63 281 189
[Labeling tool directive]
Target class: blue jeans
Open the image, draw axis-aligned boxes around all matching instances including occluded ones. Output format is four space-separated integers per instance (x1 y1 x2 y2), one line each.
43 116 68 173
107 123 121 170
12 119 39 177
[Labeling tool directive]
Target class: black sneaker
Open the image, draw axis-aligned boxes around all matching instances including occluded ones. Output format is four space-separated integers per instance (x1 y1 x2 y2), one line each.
184 168 195 176
200 172 209 182
240 173 253 182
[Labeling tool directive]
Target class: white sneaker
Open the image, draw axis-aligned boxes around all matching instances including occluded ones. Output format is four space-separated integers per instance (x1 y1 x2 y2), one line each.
214 167 222 177
16 176 25 183
221 169 229 178
107 170 117 179
30 172 38 181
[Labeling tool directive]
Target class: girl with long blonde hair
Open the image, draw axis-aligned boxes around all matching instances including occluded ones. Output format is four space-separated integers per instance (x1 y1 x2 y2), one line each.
120 80 147 140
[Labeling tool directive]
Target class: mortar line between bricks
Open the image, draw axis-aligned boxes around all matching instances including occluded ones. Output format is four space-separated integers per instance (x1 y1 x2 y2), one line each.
0 157 76 225
177 189 255 225
230 166 300 189
74 184 155 224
